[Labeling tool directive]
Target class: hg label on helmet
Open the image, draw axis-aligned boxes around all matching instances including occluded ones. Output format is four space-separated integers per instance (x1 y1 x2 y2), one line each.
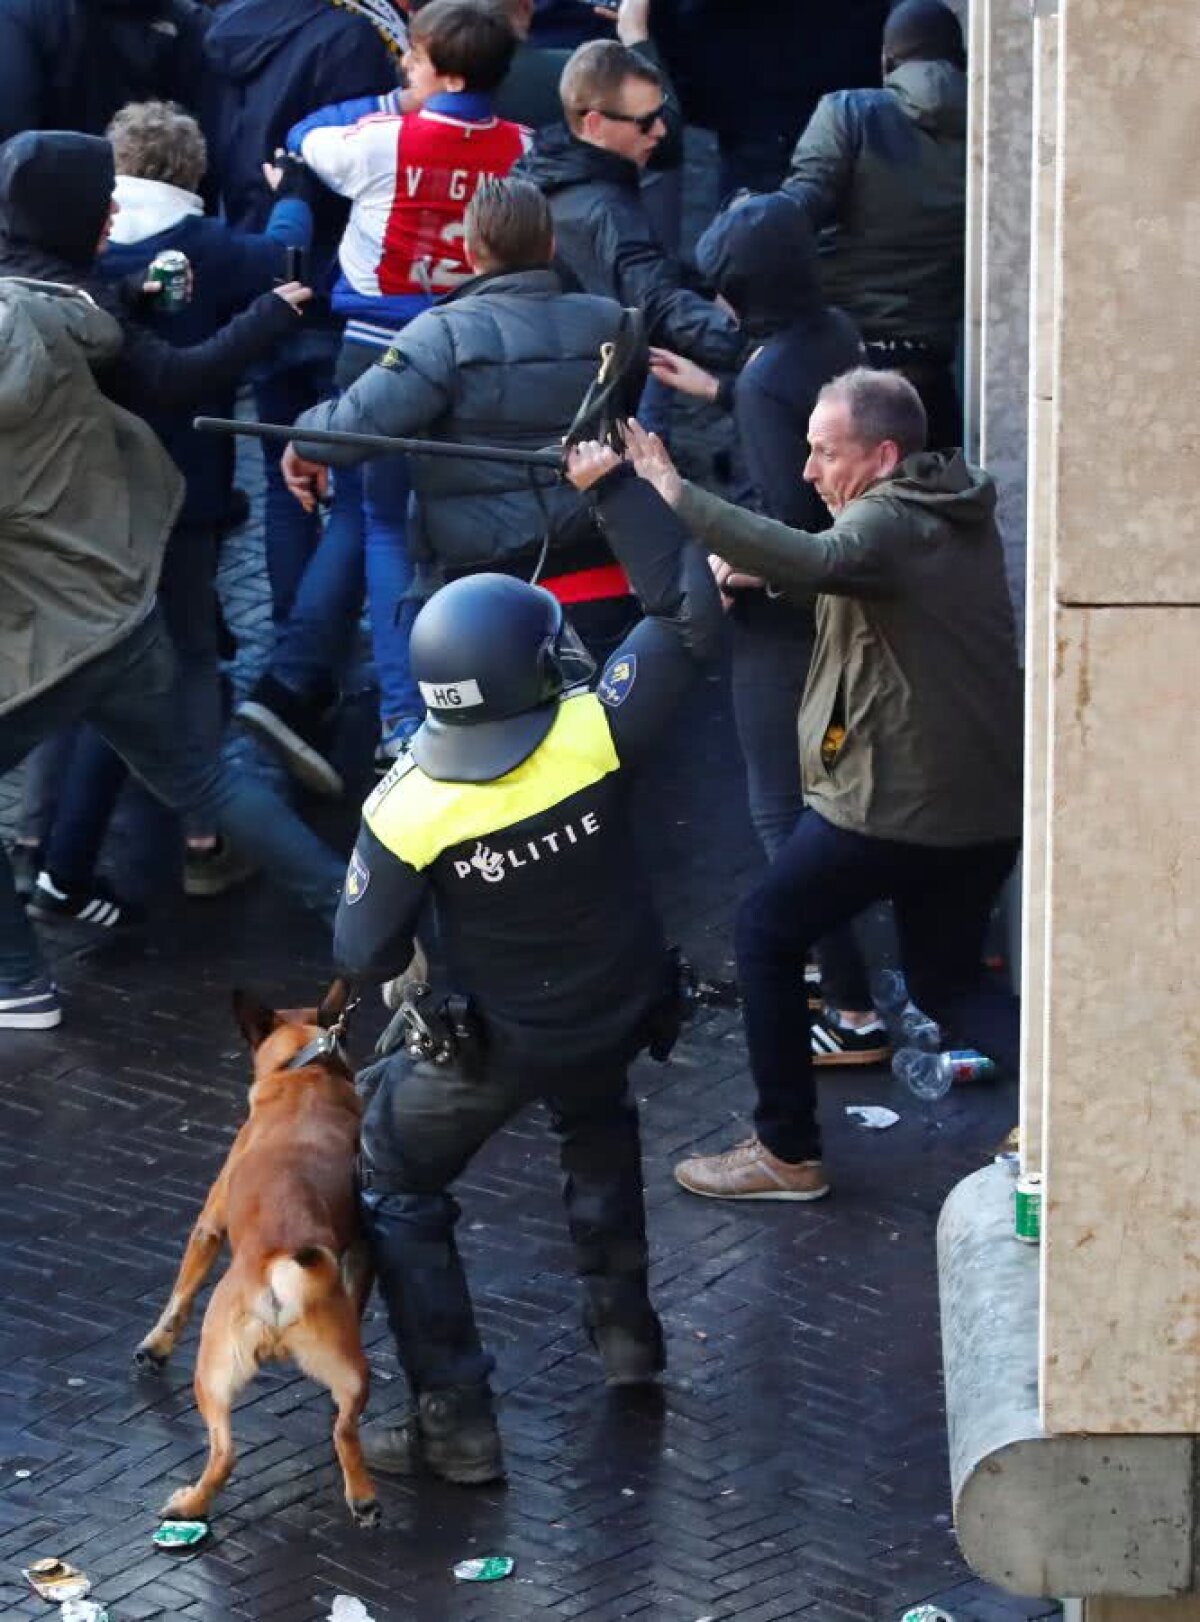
453 814 602 884
418 677 485 709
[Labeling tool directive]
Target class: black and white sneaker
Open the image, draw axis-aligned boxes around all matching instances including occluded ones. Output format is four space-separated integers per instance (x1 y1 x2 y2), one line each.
0 973 61 1030
236 674 344 799
811 1008 891 1068
28 872 143 929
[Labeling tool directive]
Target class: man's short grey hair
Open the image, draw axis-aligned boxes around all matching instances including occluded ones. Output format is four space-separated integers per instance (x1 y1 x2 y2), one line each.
818 367 928 457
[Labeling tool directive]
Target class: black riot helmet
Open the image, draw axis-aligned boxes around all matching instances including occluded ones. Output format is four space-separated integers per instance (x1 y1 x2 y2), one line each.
409 573 596 783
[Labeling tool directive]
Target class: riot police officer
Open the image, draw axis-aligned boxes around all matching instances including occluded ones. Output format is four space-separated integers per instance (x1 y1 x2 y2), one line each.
334 440 723 1484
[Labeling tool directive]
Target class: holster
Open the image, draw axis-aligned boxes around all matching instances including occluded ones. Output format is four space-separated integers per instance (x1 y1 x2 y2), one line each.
375 981 487 1075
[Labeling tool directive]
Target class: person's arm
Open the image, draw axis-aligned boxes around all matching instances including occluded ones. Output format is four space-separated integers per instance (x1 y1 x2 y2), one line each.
289 316 455 466
286 90 393 153
209 187 315 315
333 823 427 984
567 446 724 766
101 285 307 413
598 198 744 371
781 92 860 229
289 97 395 197
623 419 898 599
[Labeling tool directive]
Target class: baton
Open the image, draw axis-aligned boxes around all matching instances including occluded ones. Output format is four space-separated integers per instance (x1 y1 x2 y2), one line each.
194 416 564 471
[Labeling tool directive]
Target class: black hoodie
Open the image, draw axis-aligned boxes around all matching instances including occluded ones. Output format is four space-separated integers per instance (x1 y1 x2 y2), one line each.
695 194 863 530
0 130 299 415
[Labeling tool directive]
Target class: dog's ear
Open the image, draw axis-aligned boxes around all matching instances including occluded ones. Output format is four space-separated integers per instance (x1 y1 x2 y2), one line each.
232 989 280 1050
317 976 354 1030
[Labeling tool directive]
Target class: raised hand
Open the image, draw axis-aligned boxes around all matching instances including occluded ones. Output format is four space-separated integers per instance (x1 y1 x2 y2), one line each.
623 418 683 507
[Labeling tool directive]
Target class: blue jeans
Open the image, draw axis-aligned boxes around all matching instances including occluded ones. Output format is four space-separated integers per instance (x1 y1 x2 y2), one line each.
270 463 366 703
253 326 342 623
729 604 873 1010
737 809 1020 1162
0 610 345 982
363 453 421 731
42 522 225 893
269 453 421 729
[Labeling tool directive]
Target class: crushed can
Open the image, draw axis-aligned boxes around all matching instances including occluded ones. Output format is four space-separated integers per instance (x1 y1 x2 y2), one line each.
901 1608 958 1622
453 1556 515 1582
60 1601 111 1622
153 1518 209 1549
23 1558 91 1602
147 249 191 312
1014 1172 1043 1244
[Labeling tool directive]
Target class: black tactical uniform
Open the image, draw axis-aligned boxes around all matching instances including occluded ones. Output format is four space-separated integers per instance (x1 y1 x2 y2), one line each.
334 471 721 1481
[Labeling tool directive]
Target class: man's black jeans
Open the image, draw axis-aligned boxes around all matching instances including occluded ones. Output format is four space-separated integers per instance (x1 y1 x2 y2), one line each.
356 1051 657 1395
736 810 1020 1163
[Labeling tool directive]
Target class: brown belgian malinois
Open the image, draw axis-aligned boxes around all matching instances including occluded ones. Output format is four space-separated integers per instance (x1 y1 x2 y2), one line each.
135 979 378 1527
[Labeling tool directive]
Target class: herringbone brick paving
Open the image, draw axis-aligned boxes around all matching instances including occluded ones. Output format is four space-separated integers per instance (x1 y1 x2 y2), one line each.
0 141 1058 1614
1 656 1058 1620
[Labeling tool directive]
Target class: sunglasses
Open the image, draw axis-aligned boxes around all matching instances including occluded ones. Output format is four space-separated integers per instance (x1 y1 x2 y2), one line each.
591 103 666 135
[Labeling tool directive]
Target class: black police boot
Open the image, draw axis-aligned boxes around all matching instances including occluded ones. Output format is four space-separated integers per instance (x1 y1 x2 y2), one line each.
362 1386 505 1485
593 1319 666 1388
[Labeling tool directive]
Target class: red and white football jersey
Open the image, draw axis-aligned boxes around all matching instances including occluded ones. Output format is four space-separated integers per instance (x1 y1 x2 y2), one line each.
300 105 531 298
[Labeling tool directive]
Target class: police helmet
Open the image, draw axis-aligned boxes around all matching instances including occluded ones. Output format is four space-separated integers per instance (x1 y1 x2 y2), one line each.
409 573 595 782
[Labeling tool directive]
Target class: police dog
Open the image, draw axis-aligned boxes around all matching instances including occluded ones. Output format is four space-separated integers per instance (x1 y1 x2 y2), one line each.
135 980 378 1527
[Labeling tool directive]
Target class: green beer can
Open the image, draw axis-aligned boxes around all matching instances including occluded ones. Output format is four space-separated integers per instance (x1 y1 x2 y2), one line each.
1014 1172 1042 1244
147 249 190 312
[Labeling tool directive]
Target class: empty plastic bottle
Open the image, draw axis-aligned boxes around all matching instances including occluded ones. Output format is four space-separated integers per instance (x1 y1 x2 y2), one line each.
894 1048 998 1100
872 967 910 1014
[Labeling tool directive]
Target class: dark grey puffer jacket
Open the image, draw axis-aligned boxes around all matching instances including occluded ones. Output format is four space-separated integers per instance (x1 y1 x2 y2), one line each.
294 267 623 575
782 59 966 352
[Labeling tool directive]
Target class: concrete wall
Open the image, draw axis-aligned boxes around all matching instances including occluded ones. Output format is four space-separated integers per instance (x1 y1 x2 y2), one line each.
1033 0 1200 1435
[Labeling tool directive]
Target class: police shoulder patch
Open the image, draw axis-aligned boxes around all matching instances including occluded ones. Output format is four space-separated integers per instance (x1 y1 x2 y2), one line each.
597 652 637 708
344 847 370 905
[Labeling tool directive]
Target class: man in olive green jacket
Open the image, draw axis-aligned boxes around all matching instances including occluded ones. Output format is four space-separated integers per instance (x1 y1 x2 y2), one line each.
620 368 1022 1202
0 274 344 1030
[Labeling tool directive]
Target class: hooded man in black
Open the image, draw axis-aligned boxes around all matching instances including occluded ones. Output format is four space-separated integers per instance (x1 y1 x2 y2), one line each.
0 130 302 413
647 194 886 1063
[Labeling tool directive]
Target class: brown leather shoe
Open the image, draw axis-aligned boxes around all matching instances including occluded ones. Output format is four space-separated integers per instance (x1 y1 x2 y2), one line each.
674 1137 830 1202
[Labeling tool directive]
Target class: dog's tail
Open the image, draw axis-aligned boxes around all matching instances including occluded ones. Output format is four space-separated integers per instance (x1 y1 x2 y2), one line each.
257 1247 342 1331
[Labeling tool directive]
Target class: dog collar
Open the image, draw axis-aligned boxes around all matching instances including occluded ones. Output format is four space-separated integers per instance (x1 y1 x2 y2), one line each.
285 1030 348 1072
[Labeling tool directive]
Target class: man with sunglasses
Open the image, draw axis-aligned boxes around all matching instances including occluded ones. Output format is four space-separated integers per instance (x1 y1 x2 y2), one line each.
515 39 743 371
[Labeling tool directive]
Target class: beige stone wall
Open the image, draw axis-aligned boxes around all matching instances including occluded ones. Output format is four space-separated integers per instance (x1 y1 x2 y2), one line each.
1036 0 1200 1434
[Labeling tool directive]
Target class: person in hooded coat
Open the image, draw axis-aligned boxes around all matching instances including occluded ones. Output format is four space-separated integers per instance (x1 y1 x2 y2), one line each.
642 194 893 1069
0 127 316 922
0 132 344 1027
0 0 208 146
782 0 968 448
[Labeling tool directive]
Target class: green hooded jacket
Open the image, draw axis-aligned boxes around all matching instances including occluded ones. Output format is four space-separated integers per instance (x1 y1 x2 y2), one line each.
0 277 182 716
676 453 1023 847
